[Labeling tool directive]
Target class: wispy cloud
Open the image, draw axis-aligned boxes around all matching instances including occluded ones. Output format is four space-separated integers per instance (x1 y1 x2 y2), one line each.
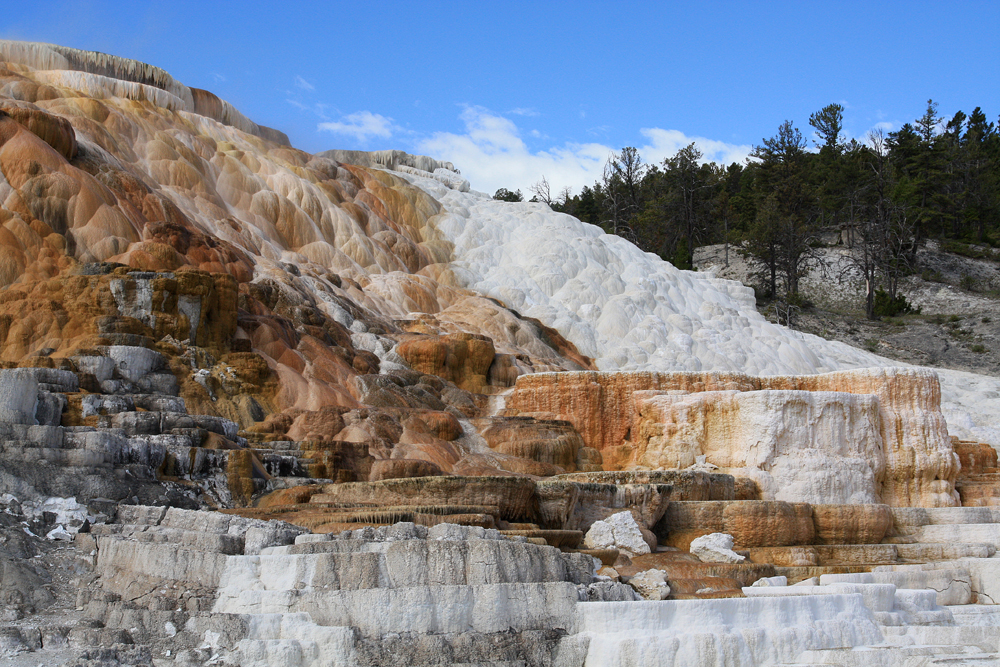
319 111 397 143
211 72 226 83
294 75 315 92
508 107 539 117
415 106 752 196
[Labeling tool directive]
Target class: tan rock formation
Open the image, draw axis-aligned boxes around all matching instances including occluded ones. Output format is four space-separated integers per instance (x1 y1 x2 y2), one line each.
506 371 756 464
396 333 496 393
507 368 960 507
479 415 588 473
310 476 538 521
722 501 815 548
369 458 443 481
811 504 893 545
0 104 76 160
952 439 1000 507
534 479 670 532
626 389 884 505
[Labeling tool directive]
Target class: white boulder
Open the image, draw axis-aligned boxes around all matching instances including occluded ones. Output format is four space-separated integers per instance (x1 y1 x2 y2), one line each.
751 575 788 587
628 569 671 600
690 532 745 563
583 511 651 556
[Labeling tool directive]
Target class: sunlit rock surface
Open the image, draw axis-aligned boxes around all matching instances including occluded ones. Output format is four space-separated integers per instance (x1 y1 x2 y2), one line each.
508 368 959 507
3 40 1000 667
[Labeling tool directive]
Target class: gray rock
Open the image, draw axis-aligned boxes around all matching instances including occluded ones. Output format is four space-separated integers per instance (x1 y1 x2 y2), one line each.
74 355 116 382
138 372 179 396
26 368 79 392
102 346 165 382
132 395 185 412
0 369 39 424
244 523 307 555
35 390 67 426
189 414 239 440
427 523 486 541
111 411 161 436
116 505 168 526
578 580 641 602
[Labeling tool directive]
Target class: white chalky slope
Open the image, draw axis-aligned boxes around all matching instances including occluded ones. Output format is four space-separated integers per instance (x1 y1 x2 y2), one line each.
402 172 1000 446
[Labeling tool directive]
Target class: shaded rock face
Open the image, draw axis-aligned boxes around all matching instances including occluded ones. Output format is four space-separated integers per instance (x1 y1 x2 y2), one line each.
953 439 1000 507
0 104 76 160
508 368 959 507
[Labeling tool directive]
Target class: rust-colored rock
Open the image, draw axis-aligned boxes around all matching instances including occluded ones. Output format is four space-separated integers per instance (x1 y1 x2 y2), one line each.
285 406 350 442
480 415 586 473
0 104 76 160
369 458 443 481
810 504 892 545
403 411 463 441
506 371 755 462
310 476 537 520
722 501 814 548
746 546 819 567
954 439 998 475
618 554 776 588
656 501 727 550
396 333 496 393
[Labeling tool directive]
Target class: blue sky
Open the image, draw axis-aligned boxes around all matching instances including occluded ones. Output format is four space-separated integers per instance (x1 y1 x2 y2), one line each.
3 1 999 195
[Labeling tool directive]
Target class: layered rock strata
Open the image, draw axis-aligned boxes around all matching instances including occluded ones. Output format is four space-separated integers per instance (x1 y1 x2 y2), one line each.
507 368 958 507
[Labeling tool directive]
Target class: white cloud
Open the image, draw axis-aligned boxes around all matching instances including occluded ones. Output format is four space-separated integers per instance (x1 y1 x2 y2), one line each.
414 106 752 196
294 75 315 92
637 128 752 168
509 107 539 117
319 111 396 143
416 106 609 196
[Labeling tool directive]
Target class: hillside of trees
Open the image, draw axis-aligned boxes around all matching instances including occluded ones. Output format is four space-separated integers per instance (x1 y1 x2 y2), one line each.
496 101 1000 320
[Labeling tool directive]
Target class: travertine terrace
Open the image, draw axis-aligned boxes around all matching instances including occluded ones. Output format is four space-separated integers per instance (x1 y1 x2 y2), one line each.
2 40 1000 666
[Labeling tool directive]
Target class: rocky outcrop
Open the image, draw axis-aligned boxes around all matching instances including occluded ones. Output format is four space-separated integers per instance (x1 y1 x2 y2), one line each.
396 333 496 393
953 439 1000 507
627 388 884 504
507 368 959 507
506 371 756 464
479 415 592 473
0 103 76 159
75 513 610 666
659 499 894 553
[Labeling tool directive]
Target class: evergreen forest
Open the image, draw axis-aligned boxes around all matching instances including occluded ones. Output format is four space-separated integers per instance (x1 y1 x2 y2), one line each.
496 101 1000 319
